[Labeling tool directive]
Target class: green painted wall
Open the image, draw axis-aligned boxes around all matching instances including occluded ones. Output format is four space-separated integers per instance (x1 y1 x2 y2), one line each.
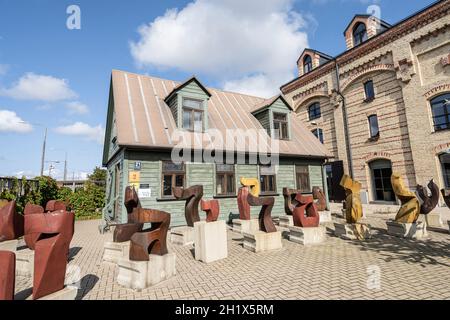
254 111 270 134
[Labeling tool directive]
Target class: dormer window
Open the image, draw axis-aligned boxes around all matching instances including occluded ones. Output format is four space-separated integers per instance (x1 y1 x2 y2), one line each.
273 112 289 140
303 55 313 74
353 22 368 46
182 98 203 132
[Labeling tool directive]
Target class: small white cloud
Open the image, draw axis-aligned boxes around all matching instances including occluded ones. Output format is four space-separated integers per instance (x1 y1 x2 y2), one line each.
65 101 89 114
0 109 33 133
0 73 77 101
54 122 104 144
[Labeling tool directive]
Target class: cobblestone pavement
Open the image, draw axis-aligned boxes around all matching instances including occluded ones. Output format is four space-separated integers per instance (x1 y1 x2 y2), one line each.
15 213 450 300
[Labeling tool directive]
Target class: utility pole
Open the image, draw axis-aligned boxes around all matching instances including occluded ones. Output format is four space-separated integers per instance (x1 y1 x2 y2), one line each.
63 152 68 182
40 128 47 176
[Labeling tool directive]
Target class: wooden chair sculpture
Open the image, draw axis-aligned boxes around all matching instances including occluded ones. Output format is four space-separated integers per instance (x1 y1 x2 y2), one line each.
113 186 143 243
416 179 439 215
128 208 171 261
340 174 363 224
391 172 420 223
292 194 320 228
282 188 301 216
0 250 15 300
0 200 24 242
172 185 203 227
312 187 327 211
240 177 260 197
25 211 75 299
246 193 276 233
237 187 251 220
441 189 450 208
200 199 219 222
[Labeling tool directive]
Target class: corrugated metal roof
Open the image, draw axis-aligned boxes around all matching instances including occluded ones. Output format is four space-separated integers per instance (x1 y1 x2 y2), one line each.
111 69 330 158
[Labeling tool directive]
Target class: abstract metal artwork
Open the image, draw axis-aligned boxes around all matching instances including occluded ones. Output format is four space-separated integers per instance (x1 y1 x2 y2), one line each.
246 193 276 233
312 186 327 211
0 200 24 242
113 186 143 243
200 199 220 222
23 203 45 250
340 174 363 224
45 200 67 212
391 173 420 223
172 185 203 227
416 179 439 215
0 250 15 300
292 194 320 228
237 187 251 220
282 188 301 216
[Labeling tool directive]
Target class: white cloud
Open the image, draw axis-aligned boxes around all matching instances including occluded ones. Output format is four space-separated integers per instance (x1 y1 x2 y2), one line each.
0 73 77 101
54 122 104 144
65 101 89 114
130 0 309 98
0 109 33 133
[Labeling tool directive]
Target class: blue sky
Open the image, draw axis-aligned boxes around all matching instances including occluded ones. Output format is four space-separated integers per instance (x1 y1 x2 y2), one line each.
0 0 436 179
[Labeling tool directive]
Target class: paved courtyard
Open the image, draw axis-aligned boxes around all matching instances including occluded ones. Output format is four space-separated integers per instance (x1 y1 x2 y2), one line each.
15 212 450 300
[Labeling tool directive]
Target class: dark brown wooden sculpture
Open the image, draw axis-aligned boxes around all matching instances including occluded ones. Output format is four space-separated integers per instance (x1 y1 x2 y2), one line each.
312 186 327 211
416 179 440 214
442 189 450 208
237 186 251 220
45 200 67 212
0 250 15 300
25 211 75 299
113 186 143 243
0 200 24 242
172 185 203 227
282 188 301 216
247 193 276 233
128 208 171 261
23 203 45 250
292 194 320 228
200 199 219 222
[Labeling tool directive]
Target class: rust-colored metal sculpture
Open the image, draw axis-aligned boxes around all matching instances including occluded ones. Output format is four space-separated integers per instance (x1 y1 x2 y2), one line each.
292 194 320 228
240 177 260 197
200 199 219 222
247 193 276 233
25 211 75 299
391 172 420 223
416 179 439 215
340 174 363 224
0 199 8 209
23 203 45 250
237 187 251 220
312 186 327 211
45 200 67 212
0 200 24 242
441 189 450 208
282 188 301 215
113 186 143 243
172 185 203 227
0 250 15 300
128 208 171 261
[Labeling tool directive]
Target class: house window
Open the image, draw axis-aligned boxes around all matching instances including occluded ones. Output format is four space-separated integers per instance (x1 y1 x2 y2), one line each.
182 98 203 132
259 165 277 194
216 164 235 195
431 93 450 132
364 80 375 101
440 153 450 189
353 22 368 46
162 161 185 197
296 165 310 193
368 114 379 138
312 128 324 144
303 55 313 74
273 112 289 140
308 102 321 121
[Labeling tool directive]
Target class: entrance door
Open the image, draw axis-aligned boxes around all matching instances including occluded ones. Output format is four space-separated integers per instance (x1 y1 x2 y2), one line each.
370 159 394 202
326 161 345 202
439 153 450 189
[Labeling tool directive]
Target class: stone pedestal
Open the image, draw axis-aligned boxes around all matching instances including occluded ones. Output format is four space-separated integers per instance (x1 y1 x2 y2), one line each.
116 253 176 290
35 286 78 300
386 220 428 239
278 215 293 228
170 226 194 246
334 223 372 240
16 248 34 277
232 218 259 234
319 211 332 223
243 231 282 253
194 220 228 263
289 226 326 245
424 212 443 228
0 239 18 252
102 241 130 264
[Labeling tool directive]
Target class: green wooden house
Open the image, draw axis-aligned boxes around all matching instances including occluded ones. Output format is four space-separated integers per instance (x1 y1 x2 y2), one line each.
101 70 330 227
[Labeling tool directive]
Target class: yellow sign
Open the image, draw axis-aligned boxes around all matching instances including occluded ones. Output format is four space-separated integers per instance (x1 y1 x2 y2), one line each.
129 182 140 190
129 171 140 183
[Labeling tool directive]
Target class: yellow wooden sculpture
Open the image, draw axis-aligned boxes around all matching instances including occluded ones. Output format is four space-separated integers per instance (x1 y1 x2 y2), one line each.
240 177 260 197
340 174 363 223
391 172 420 223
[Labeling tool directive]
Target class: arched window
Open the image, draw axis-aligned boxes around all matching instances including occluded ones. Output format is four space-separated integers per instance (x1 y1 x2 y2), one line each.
303 55 312 74
308 102 321 121
353 22 368 46
431 93 450 131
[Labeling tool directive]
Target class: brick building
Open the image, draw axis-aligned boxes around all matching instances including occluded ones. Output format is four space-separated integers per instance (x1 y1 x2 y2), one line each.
281 0 450 204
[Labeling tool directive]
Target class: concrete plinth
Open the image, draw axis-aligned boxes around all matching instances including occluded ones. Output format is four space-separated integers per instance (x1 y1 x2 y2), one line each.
278 215 293 228
243 231 282 253
116 253 176 290
36 286 78 300
16 248 34 277
194 220 227 263
319 211 332 223
289 226 326 245
170 226 194 246
386 220 428 239
103 241 130 264
424 212 443 228
232 219 259 234
0 239 18 252
334 223 372 240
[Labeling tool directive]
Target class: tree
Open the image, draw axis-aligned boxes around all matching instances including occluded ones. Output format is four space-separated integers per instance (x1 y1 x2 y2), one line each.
37 176 59 207
88 167 107 184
